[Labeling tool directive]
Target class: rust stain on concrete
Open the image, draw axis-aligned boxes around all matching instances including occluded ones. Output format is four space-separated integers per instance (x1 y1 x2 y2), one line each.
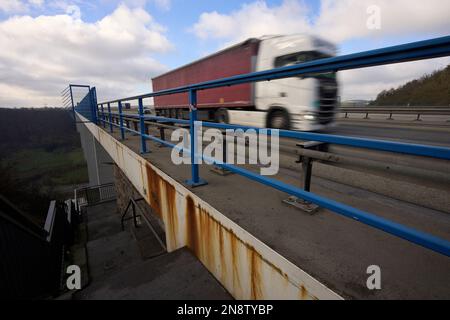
218 221 227 282
248 246 263 299
163 179 178 248
144 160 316 300
229 228 242 294
183 195 315 299
145 163 162 218
199 205 216 268
185 195 200 257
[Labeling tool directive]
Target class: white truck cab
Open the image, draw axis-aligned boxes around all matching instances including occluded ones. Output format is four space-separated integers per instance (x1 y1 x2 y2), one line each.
229 34 339 131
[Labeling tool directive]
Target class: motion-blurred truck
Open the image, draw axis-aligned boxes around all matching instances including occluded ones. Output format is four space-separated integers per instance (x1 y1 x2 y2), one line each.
152 34 339 131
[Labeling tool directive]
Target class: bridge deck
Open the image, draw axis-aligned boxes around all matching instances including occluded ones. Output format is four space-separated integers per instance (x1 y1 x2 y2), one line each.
101 126 450 300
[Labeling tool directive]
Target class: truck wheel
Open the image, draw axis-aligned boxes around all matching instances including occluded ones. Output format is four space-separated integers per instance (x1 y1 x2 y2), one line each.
268 110 290 129
215 108 229 124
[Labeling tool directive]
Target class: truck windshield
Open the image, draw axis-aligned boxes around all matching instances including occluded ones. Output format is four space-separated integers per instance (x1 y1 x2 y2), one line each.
274 51 332 68
274 51 336 79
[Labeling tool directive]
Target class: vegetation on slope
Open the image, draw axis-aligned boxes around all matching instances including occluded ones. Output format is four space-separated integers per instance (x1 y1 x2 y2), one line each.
0 108 88 224
371 65 450 106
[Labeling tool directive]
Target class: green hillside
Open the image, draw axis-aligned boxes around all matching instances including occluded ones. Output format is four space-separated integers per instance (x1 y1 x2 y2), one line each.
0 108 88 224
371 65 450 106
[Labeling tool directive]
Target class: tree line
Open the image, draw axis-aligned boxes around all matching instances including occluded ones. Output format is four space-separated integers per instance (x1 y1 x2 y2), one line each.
371 65 450 106
0 108 80 155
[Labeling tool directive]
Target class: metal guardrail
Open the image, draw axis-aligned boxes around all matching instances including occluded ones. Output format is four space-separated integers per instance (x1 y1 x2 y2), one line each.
340 106 450 121
63 85 98 123
72 35 450 257
74 183 116 212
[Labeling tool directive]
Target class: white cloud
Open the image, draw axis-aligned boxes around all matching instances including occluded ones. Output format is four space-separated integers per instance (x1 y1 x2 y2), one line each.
0 0 46 13
0 0 27 13
316 0 450 43
192 0 450 43
339 57 450 100
0 4 172 107
191 0 450 100
192 0 311 43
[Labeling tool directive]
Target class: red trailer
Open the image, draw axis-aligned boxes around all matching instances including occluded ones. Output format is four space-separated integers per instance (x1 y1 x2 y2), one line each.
152 39 260 113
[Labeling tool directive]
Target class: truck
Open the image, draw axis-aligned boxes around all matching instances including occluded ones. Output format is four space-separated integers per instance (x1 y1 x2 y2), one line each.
152 34 339 131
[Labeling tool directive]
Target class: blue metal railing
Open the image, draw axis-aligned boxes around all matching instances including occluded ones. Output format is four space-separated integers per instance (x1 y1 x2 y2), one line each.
76 35 450 257
63 84 98 122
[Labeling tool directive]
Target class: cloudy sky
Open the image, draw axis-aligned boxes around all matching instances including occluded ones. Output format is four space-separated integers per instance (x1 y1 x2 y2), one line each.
0 0 449 107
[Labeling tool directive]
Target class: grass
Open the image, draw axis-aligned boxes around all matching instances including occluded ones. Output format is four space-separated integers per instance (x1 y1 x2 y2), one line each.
2 147 89 186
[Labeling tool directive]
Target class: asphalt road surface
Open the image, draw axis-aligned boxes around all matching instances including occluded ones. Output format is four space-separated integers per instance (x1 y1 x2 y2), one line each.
329 121 450 146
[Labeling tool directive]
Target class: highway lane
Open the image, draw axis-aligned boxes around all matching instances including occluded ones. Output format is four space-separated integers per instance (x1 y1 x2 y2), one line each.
115 111 450 147
327 121 450 147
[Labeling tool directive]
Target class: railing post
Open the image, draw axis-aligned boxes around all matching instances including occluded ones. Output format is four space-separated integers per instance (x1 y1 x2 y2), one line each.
107 102 113 133
69 85 76 121
185 89 207 187
100 104 105 127
158 126 166 148
85 189 90 206
132 201 138 228
90 87 98 125
302 157 313 192
118 101 125 140
138 98 149 154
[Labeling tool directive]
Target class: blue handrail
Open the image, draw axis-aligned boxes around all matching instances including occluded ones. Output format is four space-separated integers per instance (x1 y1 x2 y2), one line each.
73 35 450 257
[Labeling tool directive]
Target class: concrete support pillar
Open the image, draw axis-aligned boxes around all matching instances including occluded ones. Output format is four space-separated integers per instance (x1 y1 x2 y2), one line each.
76 115 114 186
